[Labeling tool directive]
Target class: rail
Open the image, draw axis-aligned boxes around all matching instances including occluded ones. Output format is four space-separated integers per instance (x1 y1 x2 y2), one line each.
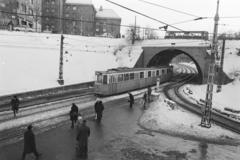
0 81 95 111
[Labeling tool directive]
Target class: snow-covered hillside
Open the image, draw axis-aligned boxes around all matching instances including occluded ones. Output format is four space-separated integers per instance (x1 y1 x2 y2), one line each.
0 31 142 96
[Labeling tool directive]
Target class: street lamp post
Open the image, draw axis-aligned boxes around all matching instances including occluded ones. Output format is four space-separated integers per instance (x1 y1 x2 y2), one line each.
57 0 64 85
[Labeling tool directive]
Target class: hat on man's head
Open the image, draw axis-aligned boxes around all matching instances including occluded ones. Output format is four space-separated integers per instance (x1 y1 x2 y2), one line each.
27 124 33 130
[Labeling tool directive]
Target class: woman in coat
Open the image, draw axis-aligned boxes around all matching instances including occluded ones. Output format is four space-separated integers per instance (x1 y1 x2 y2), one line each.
70 103 79 128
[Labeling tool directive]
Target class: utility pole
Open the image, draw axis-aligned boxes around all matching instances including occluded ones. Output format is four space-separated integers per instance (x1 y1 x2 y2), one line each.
58 0 64 85
200 0 220 128
132 16 136 44
217 38 226 92
58 34 64 85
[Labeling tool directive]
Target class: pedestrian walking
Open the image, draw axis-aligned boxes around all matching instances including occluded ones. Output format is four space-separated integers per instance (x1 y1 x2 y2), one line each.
94 99 104 123
11 95 20 117
143 92 147 110
128 92 134 108
70 103 79 128
147 87 152 102
76 120 90 159
22 125 41 160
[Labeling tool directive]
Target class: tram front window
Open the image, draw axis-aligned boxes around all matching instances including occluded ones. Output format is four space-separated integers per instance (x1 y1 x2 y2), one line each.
103 75 108 84
96 73 103 84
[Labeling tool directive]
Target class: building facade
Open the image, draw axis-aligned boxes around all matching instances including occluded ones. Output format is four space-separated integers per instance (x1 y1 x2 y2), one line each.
95 7 121 38
16 0 42 31
41 0 62 33
0 0 41 31
63 0 95 36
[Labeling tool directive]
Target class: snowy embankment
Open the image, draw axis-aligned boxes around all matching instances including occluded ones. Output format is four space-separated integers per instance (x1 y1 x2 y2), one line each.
179 41 240 120
0 31 142 96
139 92 240 144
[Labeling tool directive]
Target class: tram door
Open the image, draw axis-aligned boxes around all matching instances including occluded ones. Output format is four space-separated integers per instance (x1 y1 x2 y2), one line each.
109 74 117 94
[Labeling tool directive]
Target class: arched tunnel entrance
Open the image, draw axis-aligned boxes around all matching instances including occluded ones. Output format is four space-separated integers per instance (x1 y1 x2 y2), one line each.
146 49 203 83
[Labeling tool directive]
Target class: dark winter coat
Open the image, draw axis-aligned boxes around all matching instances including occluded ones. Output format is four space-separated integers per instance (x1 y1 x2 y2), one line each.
143 93 147 101
94 101 104 114
70 104 79 121
11 97 19 111
23 129 37 153
76 124 90 147
129 93 134 104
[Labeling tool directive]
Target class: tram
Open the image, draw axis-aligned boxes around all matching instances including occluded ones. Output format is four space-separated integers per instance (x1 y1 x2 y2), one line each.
94 66 173 96
164 31 209 40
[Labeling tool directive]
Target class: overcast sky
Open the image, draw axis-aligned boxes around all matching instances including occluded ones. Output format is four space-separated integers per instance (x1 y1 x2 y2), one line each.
92 0 240 35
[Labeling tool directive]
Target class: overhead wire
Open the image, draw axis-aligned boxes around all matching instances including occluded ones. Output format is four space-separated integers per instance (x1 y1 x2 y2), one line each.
105 0 184 31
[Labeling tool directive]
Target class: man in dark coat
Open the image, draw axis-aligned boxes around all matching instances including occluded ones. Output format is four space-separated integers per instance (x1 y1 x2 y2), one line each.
11 95 20 117
70 103 79 128
76 120 90 159
143 92 147 110
94 99 104 123
147 87 152 102
22 125 41 160
128 92 134 108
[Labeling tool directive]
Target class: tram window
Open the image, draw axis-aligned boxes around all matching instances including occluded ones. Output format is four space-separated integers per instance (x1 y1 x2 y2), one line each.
152 71 156 77
110 75 117 83
103 75 108 84
118 74 123 82
130 73 134 80
140 72 144 78
162 70 165 74
148 71 151 77
96 74 103 83
134 72 139 79
124 73 129 81
156 70 159 76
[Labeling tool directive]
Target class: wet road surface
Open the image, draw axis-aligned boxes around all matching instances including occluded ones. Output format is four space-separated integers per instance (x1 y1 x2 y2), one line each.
0 98 239 160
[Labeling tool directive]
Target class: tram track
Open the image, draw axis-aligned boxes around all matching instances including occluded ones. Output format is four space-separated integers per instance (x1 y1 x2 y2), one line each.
164 64 240 134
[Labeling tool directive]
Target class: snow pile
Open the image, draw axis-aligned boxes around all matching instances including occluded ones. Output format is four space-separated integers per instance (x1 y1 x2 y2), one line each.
139 95 240 143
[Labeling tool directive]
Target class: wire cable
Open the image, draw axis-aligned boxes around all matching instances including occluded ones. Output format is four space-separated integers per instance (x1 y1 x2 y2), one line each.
105 0 184 31
138 0 200 18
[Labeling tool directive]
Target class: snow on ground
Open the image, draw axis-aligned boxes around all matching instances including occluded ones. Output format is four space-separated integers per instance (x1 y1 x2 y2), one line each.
0 31 142 96
180 40 240 116
139 93 240 143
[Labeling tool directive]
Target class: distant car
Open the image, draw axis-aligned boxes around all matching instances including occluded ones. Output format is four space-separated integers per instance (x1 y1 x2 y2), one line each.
14 27 35 32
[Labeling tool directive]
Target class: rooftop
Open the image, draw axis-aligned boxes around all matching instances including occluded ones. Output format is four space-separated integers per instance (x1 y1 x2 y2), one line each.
96 8 121 19
65 0 93 5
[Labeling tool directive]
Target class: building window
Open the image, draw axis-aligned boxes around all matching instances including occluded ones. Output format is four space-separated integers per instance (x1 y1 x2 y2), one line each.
156 70 159 76
72 21 76 26
51 9 55 12
29 9 33 15
21 4 26 13
73 6 77 10
51 0 55 4
103 22 106 32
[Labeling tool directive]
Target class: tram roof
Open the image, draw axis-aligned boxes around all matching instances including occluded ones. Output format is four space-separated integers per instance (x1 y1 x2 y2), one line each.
96 66 169 74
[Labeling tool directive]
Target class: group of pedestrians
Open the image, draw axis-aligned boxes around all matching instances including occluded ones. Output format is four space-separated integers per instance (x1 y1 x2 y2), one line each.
128 86 152 110
14 87 153 160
